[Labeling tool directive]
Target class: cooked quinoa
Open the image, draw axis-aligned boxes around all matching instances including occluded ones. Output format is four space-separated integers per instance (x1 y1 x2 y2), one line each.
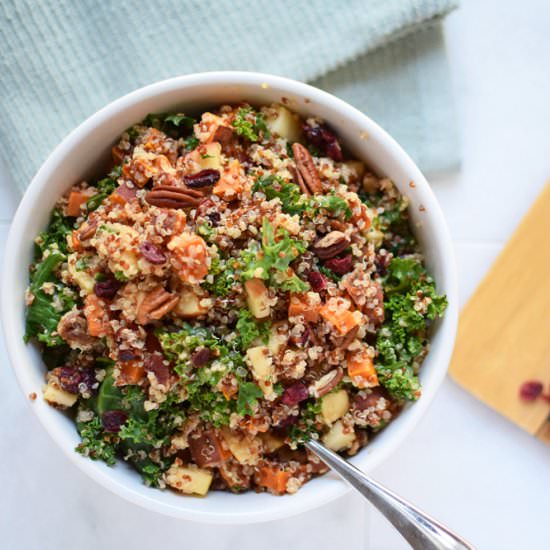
25 104 447 496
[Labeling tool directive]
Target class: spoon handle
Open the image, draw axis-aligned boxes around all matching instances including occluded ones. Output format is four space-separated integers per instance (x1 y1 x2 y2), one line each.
305 440 474 550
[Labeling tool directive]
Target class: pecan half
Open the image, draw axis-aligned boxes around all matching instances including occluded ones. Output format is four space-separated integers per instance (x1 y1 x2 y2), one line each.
76 219 98 243
145 185 204 209
292 143 323 194
309 367 344 398
136 286 179 325
311 231 350 259
288 164 310 196
57 310 98 350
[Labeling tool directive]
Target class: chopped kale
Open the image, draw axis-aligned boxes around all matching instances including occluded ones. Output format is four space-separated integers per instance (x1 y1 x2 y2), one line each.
241 217 309 292
236 382 263 416
142 112 195 136
232 107 270 142
289 400 322 444
75 413 117 466
236 309 270 350
25 209 77 346
86 174 118 213
375 258 447 401
252 175 351 219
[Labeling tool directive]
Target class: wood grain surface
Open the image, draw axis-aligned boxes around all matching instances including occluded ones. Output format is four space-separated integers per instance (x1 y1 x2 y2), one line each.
450 182 550 441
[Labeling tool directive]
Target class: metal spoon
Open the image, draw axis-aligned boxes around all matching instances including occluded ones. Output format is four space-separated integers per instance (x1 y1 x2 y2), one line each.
306 440 474 550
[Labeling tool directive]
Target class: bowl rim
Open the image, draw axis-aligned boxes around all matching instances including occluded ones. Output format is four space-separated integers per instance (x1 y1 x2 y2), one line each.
1 71 458 523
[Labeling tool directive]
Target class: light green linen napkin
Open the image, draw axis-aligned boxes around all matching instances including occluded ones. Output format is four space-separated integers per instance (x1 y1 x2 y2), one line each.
0 0 459 190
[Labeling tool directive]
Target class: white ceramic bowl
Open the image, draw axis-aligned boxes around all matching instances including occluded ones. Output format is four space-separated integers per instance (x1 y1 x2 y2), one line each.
1 72 458 523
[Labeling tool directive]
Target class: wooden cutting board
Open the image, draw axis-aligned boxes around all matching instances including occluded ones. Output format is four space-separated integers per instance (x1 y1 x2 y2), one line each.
449 181 550 444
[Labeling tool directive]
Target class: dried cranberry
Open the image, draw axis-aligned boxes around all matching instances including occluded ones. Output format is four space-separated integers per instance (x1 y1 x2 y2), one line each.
281 382 309 406
184 169 220 188
352 387 389 411
144 353 170 386
101 410 128 433
94 277 121 299
192 348 213 367
375 252 392 275
276 414 299 428
139 241 166 265
323 254 353 275
308 271 328 292
118 349 137 362
302 122 343 162
207 211 221 225
145 330 162 353
519 380 544 401
58 367 96 395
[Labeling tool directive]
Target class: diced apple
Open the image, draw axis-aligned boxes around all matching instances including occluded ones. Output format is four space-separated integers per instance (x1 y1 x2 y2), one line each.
221 428 262 465
246 345 276 397
344 160 366 180
261 432 285 454
164 461 213 496
174 287 210 318
264 105 302 143
67 253 95 294
267 323 287 355
321 389 350 425
366 227 384 247
322 420 356 451
188 142 222 173
244 278 270 319
43 382 77 408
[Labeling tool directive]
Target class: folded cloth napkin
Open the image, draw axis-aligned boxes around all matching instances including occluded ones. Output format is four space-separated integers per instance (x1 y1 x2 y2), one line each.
0 0 459 191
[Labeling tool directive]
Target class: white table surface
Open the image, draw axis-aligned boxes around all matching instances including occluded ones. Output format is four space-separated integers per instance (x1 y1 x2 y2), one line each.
2 1 550 548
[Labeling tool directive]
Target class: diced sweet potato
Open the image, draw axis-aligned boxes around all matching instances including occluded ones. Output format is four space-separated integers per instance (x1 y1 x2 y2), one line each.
67 191 90 217
288 293 320 323
213 159 243 201
117 361 145 386
347 349 379 389
83 295 109 337
167 233 209 284
319 298 362 335
257 465 291 494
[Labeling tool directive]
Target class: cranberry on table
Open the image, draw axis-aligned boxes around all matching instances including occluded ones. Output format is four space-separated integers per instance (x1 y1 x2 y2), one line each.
519 380 544 401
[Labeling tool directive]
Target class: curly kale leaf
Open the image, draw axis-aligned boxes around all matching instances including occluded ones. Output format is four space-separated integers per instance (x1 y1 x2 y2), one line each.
142 112 195 136
236 309 270 350
76 413 117 466
232 107 270 142
26 209 77 346
35 207 73 256
241 217 309 292
375 258 447 401
252 175 352 220
236 381 263 417
86 173 118 213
